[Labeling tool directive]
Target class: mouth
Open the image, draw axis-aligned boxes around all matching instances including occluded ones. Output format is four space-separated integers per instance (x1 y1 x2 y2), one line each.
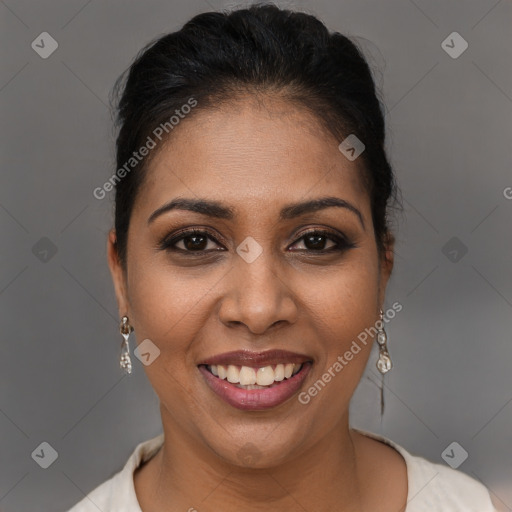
197 350 313 411
203 362 304 388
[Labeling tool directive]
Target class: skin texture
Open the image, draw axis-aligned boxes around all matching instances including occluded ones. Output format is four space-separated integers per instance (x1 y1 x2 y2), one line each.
107 95 407 512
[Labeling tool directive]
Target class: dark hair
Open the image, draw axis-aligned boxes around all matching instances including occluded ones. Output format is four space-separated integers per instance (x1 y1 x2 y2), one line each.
111 2 401 267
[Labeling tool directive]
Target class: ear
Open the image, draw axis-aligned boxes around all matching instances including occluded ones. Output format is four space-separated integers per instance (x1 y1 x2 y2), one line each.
378 231 395 309
107 229 130 317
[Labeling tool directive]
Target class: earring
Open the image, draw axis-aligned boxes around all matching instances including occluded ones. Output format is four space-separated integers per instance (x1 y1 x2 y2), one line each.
376 308 392 374
119 315 134 374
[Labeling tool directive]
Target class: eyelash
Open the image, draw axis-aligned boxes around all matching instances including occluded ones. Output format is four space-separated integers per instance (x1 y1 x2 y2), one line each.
158 228 356 255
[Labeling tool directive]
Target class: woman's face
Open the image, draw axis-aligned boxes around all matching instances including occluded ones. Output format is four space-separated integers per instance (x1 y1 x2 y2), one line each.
108 95 394 466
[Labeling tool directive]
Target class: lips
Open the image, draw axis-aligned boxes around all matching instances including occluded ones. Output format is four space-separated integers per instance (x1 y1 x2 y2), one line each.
197 349 313 411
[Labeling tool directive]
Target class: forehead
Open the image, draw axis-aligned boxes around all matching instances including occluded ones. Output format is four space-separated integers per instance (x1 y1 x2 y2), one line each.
136 96 369 219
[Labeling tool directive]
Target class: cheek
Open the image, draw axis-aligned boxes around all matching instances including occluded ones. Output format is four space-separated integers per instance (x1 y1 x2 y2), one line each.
126 257 220 366
299 251 380 332
125 267 204 408
296 261 379 427
298 253 380 398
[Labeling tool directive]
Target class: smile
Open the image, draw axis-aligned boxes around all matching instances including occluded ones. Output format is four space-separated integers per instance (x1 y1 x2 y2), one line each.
197 350 313 411
207 363 302 388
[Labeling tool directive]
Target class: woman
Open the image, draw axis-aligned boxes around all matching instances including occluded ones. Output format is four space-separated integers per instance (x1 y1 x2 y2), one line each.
68 4 497 511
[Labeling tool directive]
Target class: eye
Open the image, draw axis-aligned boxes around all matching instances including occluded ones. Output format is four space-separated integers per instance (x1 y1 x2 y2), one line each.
158 229 225 253
288 229 354 252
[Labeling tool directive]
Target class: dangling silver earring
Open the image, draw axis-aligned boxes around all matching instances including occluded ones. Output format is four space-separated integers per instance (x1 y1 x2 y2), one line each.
376 308 392 374
119 315 133 374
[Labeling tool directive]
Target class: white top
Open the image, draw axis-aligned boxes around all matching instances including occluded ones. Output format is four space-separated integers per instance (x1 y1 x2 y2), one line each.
66 430 496 511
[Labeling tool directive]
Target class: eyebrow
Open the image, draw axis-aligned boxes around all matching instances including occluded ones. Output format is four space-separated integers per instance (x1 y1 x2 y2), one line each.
147 196 365 230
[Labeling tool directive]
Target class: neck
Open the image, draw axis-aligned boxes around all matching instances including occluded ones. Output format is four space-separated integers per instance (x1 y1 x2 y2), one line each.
135 408 367 512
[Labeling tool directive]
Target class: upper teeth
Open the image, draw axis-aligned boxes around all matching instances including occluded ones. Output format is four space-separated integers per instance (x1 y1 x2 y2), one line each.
209 363 302 386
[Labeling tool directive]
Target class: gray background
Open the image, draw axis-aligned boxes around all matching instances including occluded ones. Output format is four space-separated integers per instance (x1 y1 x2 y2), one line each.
1 0 511 510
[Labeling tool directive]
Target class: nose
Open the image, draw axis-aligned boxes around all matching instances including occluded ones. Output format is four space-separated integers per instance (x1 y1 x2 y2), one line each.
218 250 298 335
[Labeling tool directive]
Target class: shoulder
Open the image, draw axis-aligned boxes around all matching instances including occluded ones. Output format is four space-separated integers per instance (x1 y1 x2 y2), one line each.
66 475 118 512
65 433 165 512
404 450 496 511
353 429 496 512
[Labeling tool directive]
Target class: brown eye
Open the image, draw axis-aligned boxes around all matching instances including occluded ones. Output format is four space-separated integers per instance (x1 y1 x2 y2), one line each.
303 233 335 250
159 229 225 253
180 233 209 251
289 229 355 253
